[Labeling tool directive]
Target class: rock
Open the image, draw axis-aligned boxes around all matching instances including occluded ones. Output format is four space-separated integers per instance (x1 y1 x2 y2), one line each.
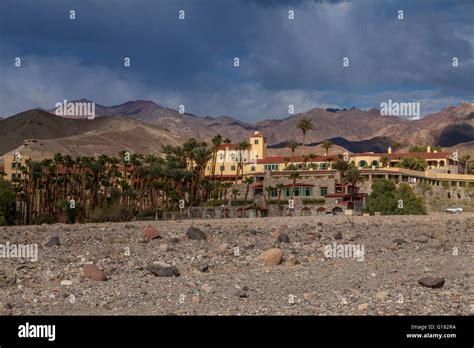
45 236 60 247
191 295 201 304
358 303 369 311
158 243 169 252
393 239 407 246
287 256 300 265
256 248 283 265
317 222 323 227
201 284 212 294
218 243 229 254
186 226 207 240
418 277 445 288
277 233 290 243
144 227 160 240
334 231 342 240
413 235 429 243
197 264 209 273
83 264 107 281
60 280 73 286
0 304 12 316
147 264 180 277
234 289 248 298
375 290 389 300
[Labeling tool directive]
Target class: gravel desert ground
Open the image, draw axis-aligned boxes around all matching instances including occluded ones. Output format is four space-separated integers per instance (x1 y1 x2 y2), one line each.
0 213 472 315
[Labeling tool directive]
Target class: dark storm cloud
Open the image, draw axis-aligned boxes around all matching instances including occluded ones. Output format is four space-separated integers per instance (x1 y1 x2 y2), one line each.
0 0 472 120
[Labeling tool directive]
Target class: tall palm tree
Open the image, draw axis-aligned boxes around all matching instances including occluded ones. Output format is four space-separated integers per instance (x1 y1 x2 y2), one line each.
321 140 333 156
332 159 350 183
343 165 362 201
243 176 254 202
276 183 285 205
460 154 471 174
287 141 298 167
210 134 223 178
289 172 300 197
235 140 249 183
296 117 314 154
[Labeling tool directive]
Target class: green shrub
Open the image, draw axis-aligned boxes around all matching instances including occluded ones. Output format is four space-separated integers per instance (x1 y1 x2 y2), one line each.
365 179 426 215
302 199 326 205
34 213 56 225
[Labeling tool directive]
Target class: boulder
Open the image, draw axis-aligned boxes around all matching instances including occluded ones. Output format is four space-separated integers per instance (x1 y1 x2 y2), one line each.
186 226 207 240
256 248 283 265
83 264 107 281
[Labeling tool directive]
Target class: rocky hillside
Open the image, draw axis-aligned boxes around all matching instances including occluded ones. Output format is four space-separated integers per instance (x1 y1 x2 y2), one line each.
0 109 181 158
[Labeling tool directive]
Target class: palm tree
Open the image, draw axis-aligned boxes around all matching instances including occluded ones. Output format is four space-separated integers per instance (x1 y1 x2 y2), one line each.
210 134 223 178
343 165 362 201
235 140 249 183
460 154 471 174
231 188 239 206
380 156 390 168
284 157 290 170
287 140 298 166
308 153 316 169
243 176 254 202
296 117 314 153
321 140 333 156
276 183 285 205
289 172 300 197
332 159 350 183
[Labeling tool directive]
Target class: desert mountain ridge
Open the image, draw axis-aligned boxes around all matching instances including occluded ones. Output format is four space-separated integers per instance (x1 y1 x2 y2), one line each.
1 100 473 158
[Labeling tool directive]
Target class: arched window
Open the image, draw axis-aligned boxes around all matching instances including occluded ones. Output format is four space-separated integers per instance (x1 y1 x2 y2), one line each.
371 160 379 167
358 160 367 168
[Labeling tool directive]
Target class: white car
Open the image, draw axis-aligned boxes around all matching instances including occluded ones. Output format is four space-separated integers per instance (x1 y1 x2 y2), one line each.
444 207 463 213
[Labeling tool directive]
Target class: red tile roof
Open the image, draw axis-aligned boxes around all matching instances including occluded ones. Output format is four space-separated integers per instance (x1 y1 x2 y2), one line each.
349 152 452 160
257 155 338 164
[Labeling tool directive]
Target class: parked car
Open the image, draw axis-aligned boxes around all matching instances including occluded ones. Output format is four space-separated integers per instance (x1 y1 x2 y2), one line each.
444 207 463 213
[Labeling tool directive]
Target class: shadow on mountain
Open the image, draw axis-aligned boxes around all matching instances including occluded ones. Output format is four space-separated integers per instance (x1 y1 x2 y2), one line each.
269 136 394 153
436 123 474 147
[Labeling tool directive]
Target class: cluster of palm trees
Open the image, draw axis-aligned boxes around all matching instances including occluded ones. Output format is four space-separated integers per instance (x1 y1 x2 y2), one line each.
8 138 241 224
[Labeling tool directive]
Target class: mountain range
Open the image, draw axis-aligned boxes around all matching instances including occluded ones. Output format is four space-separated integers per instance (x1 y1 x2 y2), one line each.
1 100 473 158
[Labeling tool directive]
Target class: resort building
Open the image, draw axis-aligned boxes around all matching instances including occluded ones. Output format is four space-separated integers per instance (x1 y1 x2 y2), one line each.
0 154 31 181
205 131 474 215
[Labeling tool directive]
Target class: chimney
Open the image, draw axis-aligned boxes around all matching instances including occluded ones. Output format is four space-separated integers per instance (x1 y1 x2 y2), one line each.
427 145 431 153
388 146 392 154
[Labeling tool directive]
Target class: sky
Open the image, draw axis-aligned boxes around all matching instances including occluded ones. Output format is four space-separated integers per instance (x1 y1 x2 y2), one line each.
0 0 473 121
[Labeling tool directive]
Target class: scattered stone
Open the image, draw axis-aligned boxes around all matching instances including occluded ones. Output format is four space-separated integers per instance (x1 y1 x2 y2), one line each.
45 236 60 247
186 226 207 240
158 243 169 252
393 239 407 246
256 248 283 265
147 264 180 277
191 295 201 304
144 227 160 240
413 235 429 243
197 264 209 273
375 290 389 300
334 231 342 240
60 280 73 286
287 256 300 266
418 277 445 288
83 264 107 281
234 289 248 298
358 303 369 311
277 233 290 243
201 284 212 294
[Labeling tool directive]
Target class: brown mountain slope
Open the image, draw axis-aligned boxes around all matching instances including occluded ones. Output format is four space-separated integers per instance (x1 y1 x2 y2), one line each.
1 109 181 158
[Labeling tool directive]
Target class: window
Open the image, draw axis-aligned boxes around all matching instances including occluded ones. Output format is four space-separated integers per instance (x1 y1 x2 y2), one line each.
231 165 236 171
11 162 17 169
220 165 225 172
320 163 328 169
304 187 312 196
254 140 259 145
320 187 328 196
264 164 279 171
271 189 278 198
219 153 225 161
251 166 256 171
